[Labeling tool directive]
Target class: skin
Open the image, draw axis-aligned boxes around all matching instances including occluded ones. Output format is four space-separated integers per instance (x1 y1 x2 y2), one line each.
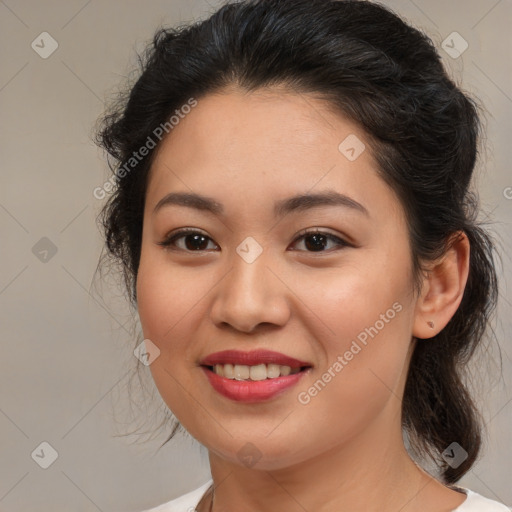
135 85 470 512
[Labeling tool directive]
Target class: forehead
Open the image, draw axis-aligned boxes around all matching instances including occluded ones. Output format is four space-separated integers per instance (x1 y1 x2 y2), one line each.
149 87 362 180
168 86 350 148
145 87 403 225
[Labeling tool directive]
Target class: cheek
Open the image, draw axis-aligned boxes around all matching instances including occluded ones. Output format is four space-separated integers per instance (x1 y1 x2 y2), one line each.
136 254 206 344
295 254 412 423
135 254 218 423
294 302 412 448
307 253 409 351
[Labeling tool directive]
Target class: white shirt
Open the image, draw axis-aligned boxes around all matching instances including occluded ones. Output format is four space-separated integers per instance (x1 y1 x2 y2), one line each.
141 479 511 511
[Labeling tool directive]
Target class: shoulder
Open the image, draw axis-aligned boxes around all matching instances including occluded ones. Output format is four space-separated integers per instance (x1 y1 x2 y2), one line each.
453 487 511 512
138 481 511 512
139 479 213 512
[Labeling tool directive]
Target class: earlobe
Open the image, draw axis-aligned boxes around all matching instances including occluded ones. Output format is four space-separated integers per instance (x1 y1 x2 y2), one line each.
412 231 470 340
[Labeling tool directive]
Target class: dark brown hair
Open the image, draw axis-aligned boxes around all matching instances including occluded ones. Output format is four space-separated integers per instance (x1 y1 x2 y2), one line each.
95 0 500 483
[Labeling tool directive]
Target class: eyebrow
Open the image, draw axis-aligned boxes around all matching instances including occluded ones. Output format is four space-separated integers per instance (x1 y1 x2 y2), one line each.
152 190 369 218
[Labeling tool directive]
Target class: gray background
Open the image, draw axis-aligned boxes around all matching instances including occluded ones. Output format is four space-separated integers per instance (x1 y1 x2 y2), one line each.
0 0 511 510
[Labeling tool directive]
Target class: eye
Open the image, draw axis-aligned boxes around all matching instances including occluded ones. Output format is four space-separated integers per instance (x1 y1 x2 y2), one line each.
157 228 218 252
156 228 351 253
289 228 350 253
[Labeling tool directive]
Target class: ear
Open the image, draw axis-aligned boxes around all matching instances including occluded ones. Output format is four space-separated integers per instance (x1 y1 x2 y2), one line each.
412 231 470 340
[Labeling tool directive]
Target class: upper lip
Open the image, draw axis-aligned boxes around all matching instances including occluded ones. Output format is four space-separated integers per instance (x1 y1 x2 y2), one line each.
200 349 312 369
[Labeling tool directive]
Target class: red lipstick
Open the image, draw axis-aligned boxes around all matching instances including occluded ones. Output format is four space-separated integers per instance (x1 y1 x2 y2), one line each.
200 349 311 368
200 349 312 403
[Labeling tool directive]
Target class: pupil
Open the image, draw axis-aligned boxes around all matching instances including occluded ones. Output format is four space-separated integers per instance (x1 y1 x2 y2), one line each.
305 234 327 252
186 234 208 250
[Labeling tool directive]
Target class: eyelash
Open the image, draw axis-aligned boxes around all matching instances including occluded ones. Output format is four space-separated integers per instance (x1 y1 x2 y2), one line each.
156 227 351 254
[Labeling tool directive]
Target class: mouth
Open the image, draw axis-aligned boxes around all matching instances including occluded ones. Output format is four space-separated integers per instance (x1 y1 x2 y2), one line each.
199 349 313 382
200 362 312 403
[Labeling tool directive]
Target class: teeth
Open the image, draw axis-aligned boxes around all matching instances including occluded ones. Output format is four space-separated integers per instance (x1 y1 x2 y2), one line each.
212 363 302 380
234 364 250 380
266 364 281 379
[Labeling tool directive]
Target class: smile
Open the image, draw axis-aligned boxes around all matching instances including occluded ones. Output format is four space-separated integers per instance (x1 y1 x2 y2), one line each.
201 364 311 403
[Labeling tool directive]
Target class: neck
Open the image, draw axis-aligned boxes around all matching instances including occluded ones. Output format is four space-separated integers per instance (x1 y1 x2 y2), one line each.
206 418 442 512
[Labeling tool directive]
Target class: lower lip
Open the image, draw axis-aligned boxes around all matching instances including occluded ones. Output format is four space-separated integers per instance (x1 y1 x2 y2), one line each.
201 366 310 403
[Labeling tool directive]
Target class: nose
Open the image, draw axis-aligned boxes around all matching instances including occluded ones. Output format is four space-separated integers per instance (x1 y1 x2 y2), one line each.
209 251 291 334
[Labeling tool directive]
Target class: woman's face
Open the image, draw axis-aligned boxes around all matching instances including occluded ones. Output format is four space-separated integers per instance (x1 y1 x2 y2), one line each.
136 87 420 470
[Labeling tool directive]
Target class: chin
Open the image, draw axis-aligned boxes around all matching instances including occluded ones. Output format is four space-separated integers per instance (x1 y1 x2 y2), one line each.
204 435 314 471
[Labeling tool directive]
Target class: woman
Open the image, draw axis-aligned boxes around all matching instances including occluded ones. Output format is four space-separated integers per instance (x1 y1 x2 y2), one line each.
95 0 509 510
